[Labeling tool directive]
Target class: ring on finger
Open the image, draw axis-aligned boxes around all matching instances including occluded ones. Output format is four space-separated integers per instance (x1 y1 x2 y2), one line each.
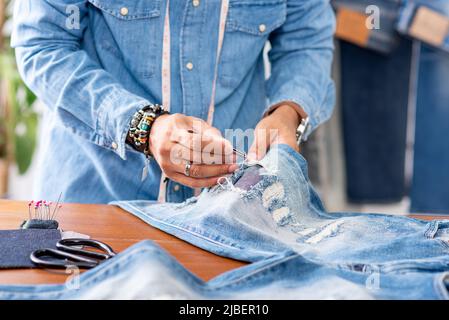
184 161 192 177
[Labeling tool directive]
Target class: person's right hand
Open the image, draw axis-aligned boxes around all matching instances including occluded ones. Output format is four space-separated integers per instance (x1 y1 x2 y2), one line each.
149 113 238 188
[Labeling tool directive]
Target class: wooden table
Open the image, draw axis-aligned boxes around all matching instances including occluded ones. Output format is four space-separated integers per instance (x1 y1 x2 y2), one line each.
0 200 447 285
0 200 245 284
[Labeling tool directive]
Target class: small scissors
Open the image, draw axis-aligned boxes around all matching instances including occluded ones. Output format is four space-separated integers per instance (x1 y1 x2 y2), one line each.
30 238 116 269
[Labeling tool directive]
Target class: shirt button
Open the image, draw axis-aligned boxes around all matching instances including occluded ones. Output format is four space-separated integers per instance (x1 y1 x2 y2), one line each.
192 0 200 7
173 184 180 192
258 24 266 33
120 7 129 16
186 62 194 70
111 142 118 150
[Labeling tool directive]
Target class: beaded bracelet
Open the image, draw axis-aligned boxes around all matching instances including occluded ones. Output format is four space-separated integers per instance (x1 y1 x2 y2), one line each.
126 104 169 158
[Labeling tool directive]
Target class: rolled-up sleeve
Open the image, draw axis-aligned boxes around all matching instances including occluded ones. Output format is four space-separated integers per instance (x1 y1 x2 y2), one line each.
266 0 336 137
11 0 151 159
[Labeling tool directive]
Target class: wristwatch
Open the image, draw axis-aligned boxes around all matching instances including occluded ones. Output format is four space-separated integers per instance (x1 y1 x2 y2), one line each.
296 117 310 147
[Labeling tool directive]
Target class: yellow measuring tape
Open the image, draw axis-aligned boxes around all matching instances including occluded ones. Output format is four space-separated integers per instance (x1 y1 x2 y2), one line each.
157 0 230 202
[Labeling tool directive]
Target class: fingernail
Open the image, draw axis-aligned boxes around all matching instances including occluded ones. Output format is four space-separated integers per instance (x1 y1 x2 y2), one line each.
228 164 239 173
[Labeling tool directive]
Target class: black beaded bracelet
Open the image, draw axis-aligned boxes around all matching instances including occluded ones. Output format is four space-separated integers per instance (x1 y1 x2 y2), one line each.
126 104 169 158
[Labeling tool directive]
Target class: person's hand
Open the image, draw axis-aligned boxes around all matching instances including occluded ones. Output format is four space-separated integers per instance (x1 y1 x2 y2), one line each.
149 113 238 188
248 105 302 161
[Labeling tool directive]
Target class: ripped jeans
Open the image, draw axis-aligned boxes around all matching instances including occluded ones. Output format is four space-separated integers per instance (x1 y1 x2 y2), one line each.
116 144 449 271
0 144 448 299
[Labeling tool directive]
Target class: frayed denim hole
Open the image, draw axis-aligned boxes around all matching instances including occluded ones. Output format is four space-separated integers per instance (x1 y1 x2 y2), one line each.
242 174 280 200
271 206 294 226
261 181 284 205
240 175 296 228
265 197 286 213
296 220 344 245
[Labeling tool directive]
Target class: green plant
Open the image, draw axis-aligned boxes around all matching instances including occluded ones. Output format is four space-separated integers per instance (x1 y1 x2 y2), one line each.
0 0 39 175
0 51 38 174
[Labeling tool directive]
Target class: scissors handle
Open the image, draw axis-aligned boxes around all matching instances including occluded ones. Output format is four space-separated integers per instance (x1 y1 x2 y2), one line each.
30 238 117 270
30 248 99 269
57 238 116 260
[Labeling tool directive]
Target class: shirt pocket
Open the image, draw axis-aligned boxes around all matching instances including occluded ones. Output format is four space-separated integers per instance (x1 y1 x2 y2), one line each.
219 0 287 88
87 0 162 79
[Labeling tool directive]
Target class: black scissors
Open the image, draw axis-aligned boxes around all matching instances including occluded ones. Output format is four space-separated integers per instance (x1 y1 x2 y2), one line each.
30 238 116 269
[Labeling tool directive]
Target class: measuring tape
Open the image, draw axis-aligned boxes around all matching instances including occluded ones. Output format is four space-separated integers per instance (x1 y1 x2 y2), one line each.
157 0 230 202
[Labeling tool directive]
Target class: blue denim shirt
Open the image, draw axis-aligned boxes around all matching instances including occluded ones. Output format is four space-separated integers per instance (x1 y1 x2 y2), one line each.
11 0 335 204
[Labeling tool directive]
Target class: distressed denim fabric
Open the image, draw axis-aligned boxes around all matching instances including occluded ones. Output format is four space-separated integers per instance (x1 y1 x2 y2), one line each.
115 144 449 271
11 0 335 204
0 240 447 300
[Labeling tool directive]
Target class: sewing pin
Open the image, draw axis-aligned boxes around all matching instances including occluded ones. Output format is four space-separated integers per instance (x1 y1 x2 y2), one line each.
28 201 33 220
43 201 48 220
53 204 62 221
233 148 247 161
38 201 42 220
47 201 52 220
232 148 248 162
51 193 62 220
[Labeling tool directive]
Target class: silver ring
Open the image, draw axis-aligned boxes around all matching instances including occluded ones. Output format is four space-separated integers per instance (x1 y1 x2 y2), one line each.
184 161 192 177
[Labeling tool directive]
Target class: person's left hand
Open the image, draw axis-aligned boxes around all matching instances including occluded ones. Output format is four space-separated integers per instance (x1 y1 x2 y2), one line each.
248 104 302 161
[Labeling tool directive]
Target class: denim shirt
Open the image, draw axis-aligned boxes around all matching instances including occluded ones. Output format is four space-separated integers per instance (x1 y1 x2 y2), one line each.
11 0 335 204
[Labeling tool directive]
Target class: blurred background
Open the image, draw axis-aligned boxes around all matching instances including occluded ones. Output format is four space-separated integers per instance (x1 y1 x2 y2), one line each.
1 0 449 215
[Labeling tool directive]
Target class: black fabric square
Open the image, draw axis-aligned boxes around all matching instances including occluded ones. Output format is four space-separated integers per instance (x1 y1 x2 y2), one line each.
0 229 61 269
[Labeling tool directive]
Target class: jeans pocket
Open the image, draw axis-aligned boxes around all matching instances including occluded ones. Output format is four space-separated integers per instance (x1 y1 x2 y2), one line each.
425 221 449 249
87 0 162 79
